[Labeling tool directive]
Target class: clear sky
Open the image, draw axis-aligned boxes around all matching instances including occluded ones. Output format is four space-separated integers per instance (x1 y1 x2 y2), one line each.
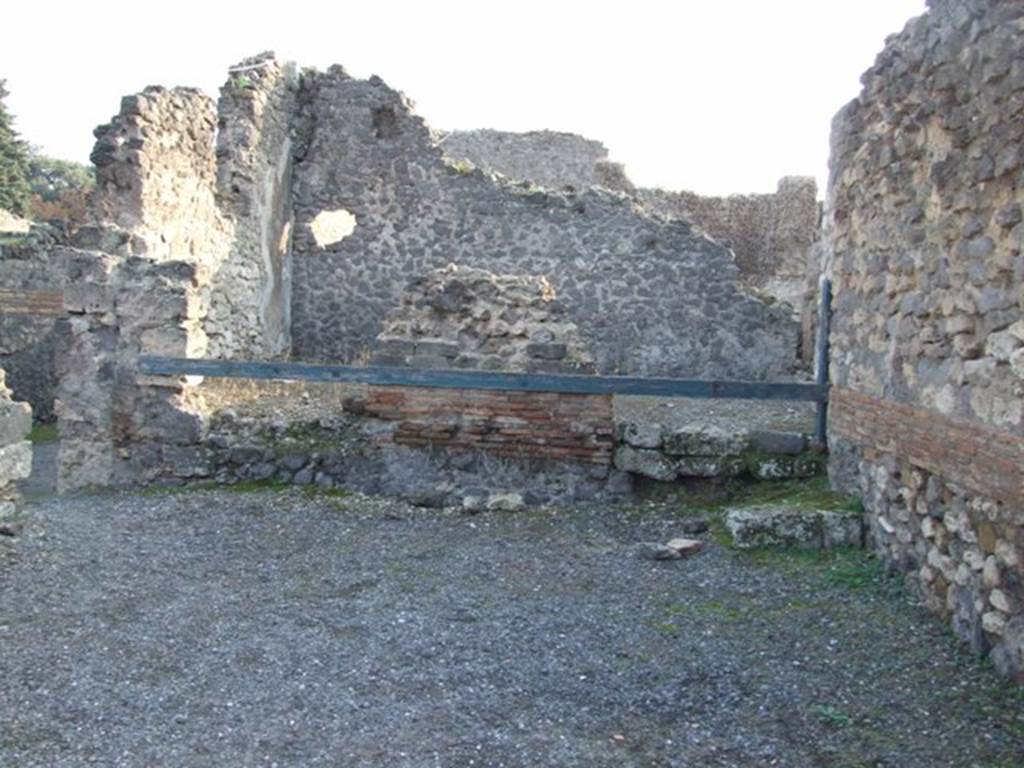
2 0 926 196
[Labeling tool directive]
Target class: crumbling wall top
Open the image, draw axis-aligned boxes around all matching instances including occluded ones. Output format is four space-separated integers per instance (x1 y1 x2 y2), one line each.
90 86 224 262
373 264 595 373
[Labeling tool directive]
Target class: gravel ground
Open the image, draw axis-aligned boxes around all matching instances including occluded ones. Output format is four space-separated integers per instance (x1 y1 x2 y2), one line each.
19 439 58 500
614 396 817 435
2 487 1022 768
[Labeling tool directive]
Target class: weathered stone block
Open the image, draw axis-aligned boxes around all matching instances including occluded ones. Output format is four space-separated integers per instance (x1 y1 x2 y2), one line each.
0 441 32 482
748 430 807 456
160 445 213 479
63 283 114 314
0 401 32 448
662 425 749 457
991 615 1024 683
58 433 114 492
613 445 677 482
617 422 662 449
675 455 745 478
726 505 863 550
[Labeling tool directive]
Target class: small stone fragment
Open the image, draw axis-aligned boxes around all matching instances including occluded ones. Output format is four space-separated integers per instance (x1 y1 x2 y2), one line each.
486 492 525 512
666 537 703 556
406 488 451 509
638 543 682 561
983 611 1008 636
461 495 486 514
989 588 1015 614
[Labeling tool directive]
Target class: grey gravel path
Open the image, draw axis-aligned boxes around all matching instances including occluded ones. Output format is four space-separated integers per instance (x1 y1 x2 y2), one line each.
19 440 58 500
1 489 1021 767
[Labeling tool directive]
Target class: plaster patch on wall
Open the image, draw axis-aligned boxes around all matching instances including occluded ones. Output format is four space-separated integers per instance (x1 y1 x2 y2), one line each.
310 209 357 248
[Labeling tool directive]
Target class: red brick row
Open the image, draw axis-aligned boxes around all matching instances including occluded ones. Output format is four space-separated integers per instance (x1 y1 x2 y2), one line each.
364 385 614 466
830 387 1024 506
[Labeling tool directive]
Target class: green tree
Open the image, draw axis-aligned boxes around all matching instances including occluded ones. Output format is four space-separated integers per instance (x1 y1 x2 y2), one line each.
0 79 31 216
27 154 94 202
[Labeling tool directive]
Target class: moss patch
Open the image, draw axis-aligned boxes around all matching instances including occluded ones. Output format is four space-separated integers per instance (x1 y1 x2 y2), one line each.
268 421 364 456
642 475 858 516
29 423 59 444
739 547 902 598
633 475 861 548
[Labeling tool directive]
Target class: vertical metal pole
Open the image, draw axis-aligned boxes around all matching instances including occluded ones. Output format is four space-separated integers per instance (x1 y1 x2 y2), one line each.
814 276 832 447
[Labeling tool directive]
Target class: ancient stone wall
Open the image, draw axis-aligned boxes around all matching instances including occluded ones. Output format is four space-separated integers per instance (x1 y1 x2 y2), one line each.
89 56 294 361
58 58 298 489
440 129 634 193
211 54 297 358
289 68 799 380
636 177 821 313
440 130 821 323
826 0 1024 679
56 52 808 492
90 87 227 264
0 368 32 525
0 224 70 421
194 377 627 505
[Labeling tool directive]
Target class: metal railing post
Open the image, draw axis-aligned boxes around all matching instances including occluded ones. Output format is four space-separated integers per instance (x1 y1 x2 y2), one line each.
813 276 832 447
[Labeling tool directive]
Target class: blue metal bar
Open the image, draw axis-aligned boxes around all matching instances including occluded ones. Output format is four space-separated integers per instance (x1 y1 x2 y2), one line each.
813 276 833 445
138 355 828 403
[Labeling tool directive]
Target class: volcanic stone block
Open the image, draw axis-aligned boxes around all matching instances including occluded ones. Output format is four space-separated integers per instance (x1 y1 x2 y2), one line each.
726 505 863 550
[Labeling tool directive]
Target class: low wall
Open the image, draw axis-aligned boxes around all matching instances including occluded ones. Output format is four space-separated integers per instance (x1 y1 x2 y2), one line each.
193 379 625 506
614 420 823 483
119 373 826 507
830 389 1024 674
357 386 613 464
0 368 32 524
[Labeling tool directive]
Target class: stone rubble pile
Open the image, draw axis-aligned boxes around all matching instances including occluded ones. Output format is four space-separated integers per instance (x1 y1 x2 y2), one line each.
373 264 595 373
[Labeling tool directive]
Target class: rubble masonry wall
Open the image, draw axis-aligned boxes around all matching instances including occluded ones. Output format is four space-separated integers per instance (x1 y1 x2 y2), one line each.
439 130 820 321
826 0 1024 679
289 68 799 380
0 226 70 421
58 57 297 489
